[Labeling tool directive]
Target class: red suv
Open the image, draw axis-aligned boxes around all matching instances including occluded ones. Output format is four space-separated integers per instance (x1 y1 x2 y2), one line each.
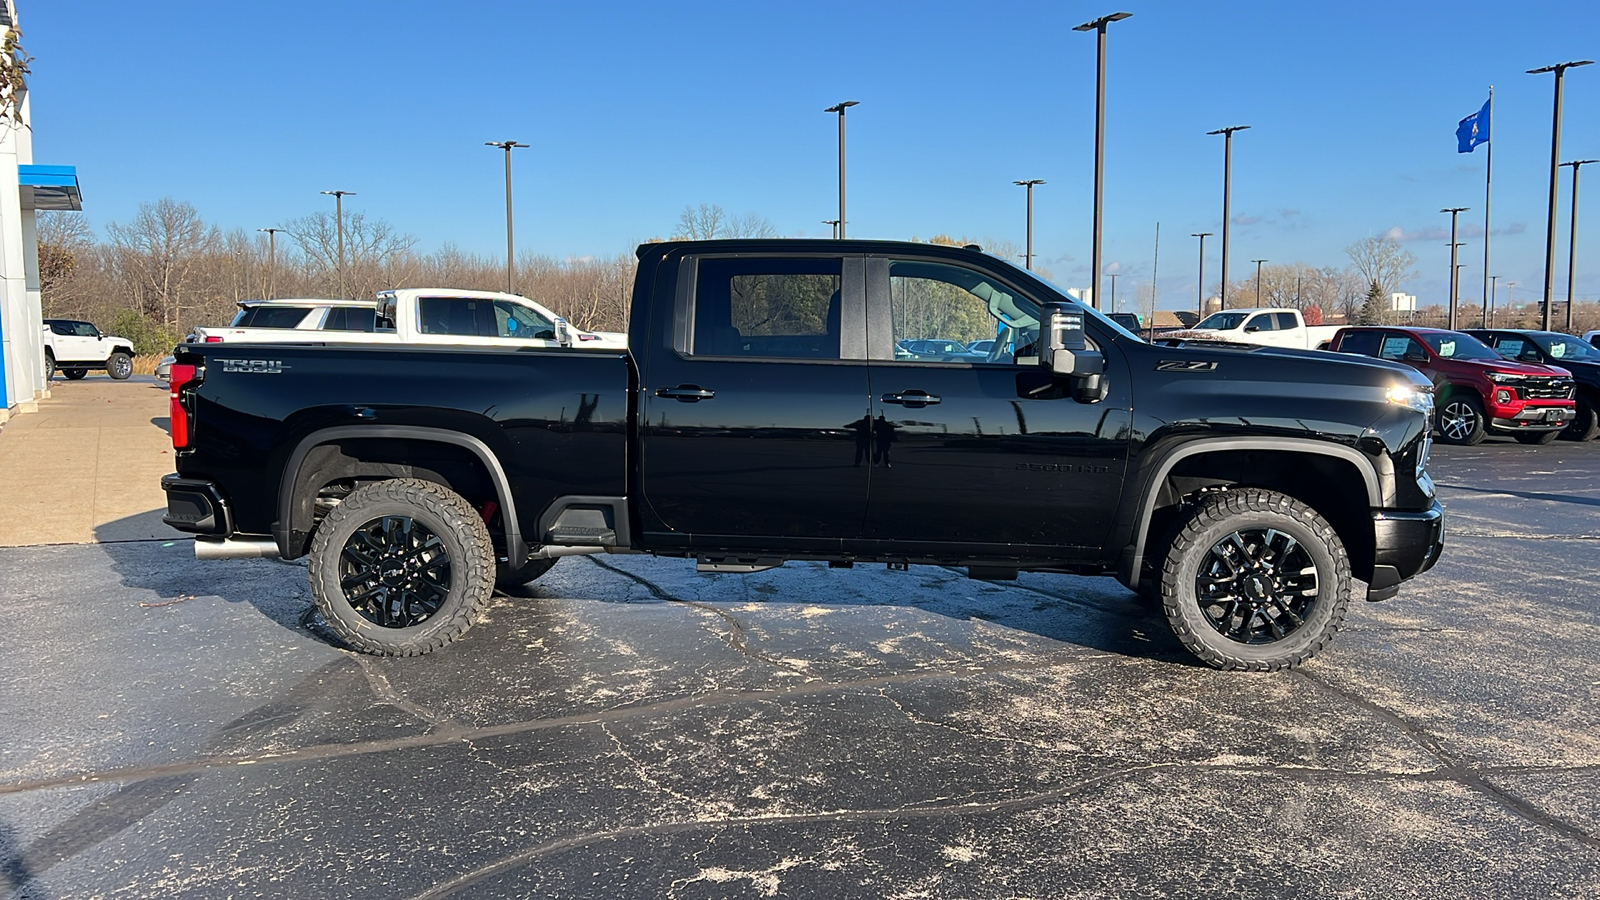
1328 326 1576 445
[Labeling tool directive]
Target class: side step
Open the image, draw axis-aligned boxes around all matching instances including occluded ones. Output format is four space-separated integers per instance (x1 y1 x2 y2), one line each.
697 556 784 574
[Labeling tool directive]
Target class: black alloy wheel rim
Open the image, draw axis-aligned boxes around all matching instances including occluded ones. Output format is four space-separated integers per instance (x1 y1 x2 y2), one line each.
1195 528 1319 644
1440 400 1478 441
338 515 452 628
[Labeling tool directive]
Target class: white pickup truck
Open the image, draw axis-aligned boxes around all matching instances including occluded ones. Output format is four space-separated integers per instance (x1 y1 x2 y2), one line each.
190 290 625 349
1170 307 1341 350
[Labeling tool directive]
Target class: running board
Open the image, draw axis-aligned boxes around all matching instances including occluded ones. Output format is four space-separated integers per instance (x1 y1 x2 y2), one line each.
194 537 281 560
696 556 783 574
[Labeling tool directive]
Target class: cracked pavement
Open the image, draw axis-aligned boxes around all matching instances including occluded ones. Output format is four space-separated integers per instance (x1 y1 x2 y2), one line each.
1 437 1598 898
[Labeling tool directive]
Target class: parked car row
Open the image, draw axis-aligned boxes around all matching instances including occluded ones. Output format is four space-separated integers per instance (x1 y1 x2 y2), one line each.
1326 326 1591 445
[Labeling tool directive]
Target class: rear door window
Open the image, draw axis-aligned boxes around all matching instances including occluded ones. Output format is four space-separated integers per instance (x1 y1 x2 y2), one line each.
324 307 377 332
418 297 493 336
689 257 843 359
1335 330 1382 356
1274 312 1298 330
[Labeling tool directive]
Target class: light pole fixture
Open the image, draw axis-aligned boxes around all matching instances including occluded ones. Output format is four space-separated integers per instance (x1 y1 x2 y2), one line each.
486 140 529 294
1208 125 1251 310
822 220 840 239
320 190 356 299
1487 274 1498 328
1529 60 1593 330
1442 207 1469 330
1014 179 1045 270
1252 259 1268 306
1074 11 1132 309
257 227 281 300
1191 232 1212 317
1561 158 1598 332
825 101 859 238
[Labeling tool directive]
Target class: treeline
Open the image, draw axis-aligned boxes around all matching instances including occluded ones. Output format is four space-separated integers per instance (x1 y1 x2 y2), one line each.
38 199 637 356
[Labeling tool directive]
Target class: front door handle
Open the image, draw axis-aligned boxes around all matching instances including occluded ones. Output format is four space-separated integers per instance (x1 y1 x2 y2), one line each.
881 391 941 407
657 385 716 402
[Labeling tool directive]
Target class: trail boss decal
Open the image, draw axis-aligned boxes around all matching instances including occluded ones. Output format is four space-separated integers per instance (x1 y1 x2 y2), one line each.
220 359 289 374
1156 359 1219 372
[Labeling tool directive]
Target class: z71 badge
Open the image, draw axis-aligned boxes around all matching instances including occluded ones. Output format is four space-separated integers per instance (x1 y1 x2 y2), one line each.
1156 360 1218 372
220 359 288 374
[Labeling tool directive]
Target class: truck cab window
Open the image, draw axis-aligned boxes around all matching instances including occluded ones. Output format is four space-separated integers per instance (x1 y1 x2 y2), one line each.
493 300 556 339
690 257 842 359
418 297 485 336
1274 312 1298 330
888 260 1039 364
1247 313 1277 332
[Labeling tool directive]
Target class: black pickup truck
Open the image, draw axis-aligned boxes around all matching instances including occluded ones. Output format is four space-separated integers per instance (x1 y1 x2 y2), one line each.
162 240 1443 670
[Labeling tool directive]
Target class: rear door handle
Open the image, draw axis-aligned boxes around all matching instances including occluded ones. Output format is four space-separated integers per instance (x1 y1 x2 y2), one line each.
881 391 941 407
657 385 716 402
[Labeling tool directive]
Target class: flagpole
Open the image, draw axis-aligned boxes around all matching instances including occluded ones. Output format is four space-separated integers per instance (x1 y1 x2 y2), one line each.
1483 85 1493 325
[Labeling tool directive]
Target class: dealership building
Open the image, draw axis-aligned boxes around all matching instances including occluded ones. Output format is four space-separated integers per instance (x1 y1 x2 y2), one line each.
0 0 82 424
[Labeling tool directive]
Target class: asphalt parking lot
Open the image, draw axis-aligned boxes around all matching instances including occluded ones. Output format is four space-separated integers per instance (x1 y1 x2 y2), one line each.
1 423 1598 897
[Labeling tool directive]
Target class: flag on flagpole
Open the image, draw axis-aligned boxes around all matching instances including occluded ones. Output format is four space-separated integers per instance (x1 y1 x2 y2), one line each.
1457 98 1490 153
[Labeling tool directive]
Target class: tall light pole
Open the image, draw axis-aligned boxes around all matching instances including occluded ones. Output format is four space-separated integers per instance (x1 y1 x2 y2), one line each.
320 190 356 299
1014 179 1045 270
1074 11 1132 309
1108 273 1120 311
825 101 859 238
822 220 840 239
1191 232 1211 317
1441 208 1469 329
1528 60 1593 330
486 140 529 294
1561 159 1598 332
1208 125 1251 309
1487 275 1498 327
257 227 281 300
1252 259 1268 306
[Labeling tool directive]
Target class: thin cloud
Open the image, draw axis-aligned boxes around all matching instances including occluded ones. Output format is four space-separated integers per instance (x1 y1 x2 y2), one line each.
1232 214 1263 226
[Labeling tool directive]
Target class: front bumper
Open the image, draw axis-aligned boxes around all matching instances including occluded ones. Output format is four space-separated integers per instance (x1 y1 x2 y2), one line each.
1366 501 1444 601
1489 402 1573 432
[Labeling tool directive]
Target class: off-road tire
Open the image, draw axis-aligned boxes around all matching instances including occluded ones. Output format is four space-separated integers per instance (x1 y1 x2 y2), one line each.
1561 395 1599 442
43 350 54 382
63 368 88 380
1158 488 1350 671
107 352 133 380
1436 394 1486 446
496 556 559 591
1514 429 1560 445
308 478 495 656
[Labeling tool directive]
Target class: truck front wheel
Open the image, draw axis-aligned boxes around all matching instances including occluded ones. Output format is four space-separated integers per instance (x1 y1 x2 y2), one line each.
1158 488 1350 671
308 478 496 656
107 352 133 380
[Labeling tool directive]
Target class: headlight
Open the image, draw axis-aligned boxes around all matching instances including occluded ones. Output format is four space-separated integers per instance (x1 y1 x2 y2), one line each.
1386 384 1435 414
1486 372 1524 384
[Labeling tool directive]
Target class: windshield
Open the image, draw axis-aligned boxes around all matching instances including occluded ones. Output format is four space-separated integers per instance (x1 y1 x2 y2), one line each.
1021 269 1144 343
1533 333 1600 362
1196 312 1249 330
1423 332 1501 361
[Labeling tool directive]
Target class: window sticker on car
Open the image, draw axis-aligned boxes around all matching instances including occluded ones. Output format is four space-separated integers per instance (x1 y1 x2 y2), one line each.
1438 340 1456 358
1551 343 1566 358
1380 337 1410 359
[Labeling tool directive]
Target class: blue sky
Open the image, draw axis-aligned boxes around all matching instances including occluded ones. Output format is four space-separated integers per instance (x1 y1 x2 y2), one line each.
24 0 1600 309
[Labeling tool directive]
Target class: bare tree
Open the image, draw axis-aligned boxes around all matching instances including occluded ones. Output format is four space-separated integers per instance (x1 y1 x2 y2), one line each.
281 210 419 299
37 211 94 314
673 204 776 240
107 198 220 329
1346 235 1417 301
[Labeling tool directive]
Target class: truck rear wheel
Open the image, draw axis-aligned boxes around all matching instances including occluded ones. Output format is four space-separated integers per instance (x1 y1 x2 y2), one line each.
1563 396 1599 442
43 350 54 382
1158 488 1350 671
63 368 88 380
308 478 495 656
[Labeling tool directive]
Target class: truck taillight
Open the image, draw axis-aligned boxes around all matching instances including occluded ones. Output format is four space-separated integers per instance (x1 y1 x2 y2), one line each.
170 363 198 448
204 336 223 343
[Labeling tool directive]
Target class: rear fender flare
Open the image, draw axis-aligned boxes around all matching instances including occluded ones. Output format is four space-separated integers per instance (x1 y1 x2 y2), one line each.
275 425 525 563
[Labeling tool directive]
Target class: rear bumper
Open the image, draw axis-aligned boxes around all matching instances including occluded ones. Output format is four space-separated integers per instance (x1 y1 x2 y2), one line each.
161 474 232 535
1367 501 1444 601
